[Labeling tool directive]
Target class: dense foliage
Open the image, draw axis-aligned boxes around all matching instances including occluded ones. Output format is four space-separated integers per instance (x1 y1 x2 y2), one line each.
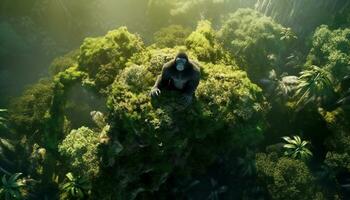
78 27 144 90
256 153 323 200
219 9 287 81
306 25 350 80
2 1 350 200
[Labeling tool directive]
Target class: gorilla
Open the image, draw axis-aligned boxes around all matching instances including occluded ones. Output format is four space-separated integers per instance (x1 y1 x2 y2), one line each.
150 52 200 104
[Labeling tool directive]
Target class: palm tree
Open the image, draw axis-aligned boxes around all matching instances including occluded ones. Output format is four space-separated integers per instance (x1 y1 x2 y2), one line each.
295 65 334 108
0 173 26 200
282 135 313 160
60 172 91 200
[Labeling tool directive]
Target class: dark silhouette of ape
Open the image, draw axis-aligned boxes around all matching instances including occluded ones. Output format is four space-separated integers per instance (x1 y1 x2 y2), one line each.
150 52 200 104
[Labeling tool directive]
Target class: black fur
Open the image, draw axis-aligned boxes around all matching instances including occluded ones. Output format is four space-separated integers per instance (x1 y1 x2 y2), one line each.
152 53 200 95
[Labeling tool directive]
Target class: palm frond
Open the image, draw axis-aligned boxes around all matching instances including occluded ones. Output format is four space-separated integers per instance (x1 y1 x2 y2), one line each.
282 135 312 160
60 172 91 199
295 65 334 108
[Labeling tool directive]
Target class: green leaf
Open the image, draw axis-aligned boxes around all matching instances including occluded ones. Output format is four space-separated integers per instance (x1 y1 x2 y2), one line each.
282 136 293 143
2 175 7 185
304 148 313 156
9 173 22 184
66 172 74 181
10 181 19 188
301 140 308 146
0 139 15 152
283 144 296 149
9 189 20 199
70 187 75 196
293 136 301 144
5 191 10 200
62 182 72 190
16 181 25 187
76 188 84 198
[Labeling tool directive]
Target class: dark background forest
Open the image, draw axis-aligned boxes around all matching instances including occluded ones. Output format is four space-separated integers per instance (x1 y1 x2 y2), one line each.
1 0 350 199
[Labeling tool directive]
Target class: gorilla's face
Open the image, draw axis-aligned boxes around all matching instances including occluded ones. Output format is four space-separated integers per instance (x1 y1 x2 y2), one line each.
175 57 187 71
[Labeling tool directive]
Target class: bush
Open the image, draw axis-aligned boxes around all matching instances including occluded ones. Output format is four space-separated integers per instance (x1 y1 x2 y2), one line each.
256 153 323 200
153 25 191 48
59 126 100 178
306 25 350 80
219 8 286 81
103 47 268 197
78 27 144 90
49 49 79 75
9 79 54 139
186 20 233 64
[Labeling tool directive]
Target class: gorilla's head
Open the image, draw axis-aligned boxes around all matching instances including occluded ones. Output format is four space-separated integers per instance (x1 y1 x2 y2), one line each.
175 52 189 71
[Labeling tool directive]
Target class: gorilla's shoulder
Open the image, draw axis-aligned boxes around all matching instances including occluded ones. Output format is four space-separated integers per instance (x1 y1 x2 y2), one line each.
163 60 174 69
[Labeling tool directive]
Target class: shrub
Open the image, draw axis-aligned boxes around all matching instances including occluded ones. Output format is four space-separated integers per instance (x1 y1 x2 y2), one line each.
103 47 268 197
219 8 286 81
186 20 233 64
78 27 144 90
256 153 322 200
306 25 350 80
154 25 191 48
49 49 79 75
9 80 54 138
58 126 100 178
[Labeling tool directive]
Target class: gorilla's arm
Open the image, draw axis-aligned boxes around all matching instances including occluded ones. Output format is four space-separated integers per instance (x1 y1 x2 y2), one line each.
183 62 200 96
183 74 200 96
153 61 172 90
